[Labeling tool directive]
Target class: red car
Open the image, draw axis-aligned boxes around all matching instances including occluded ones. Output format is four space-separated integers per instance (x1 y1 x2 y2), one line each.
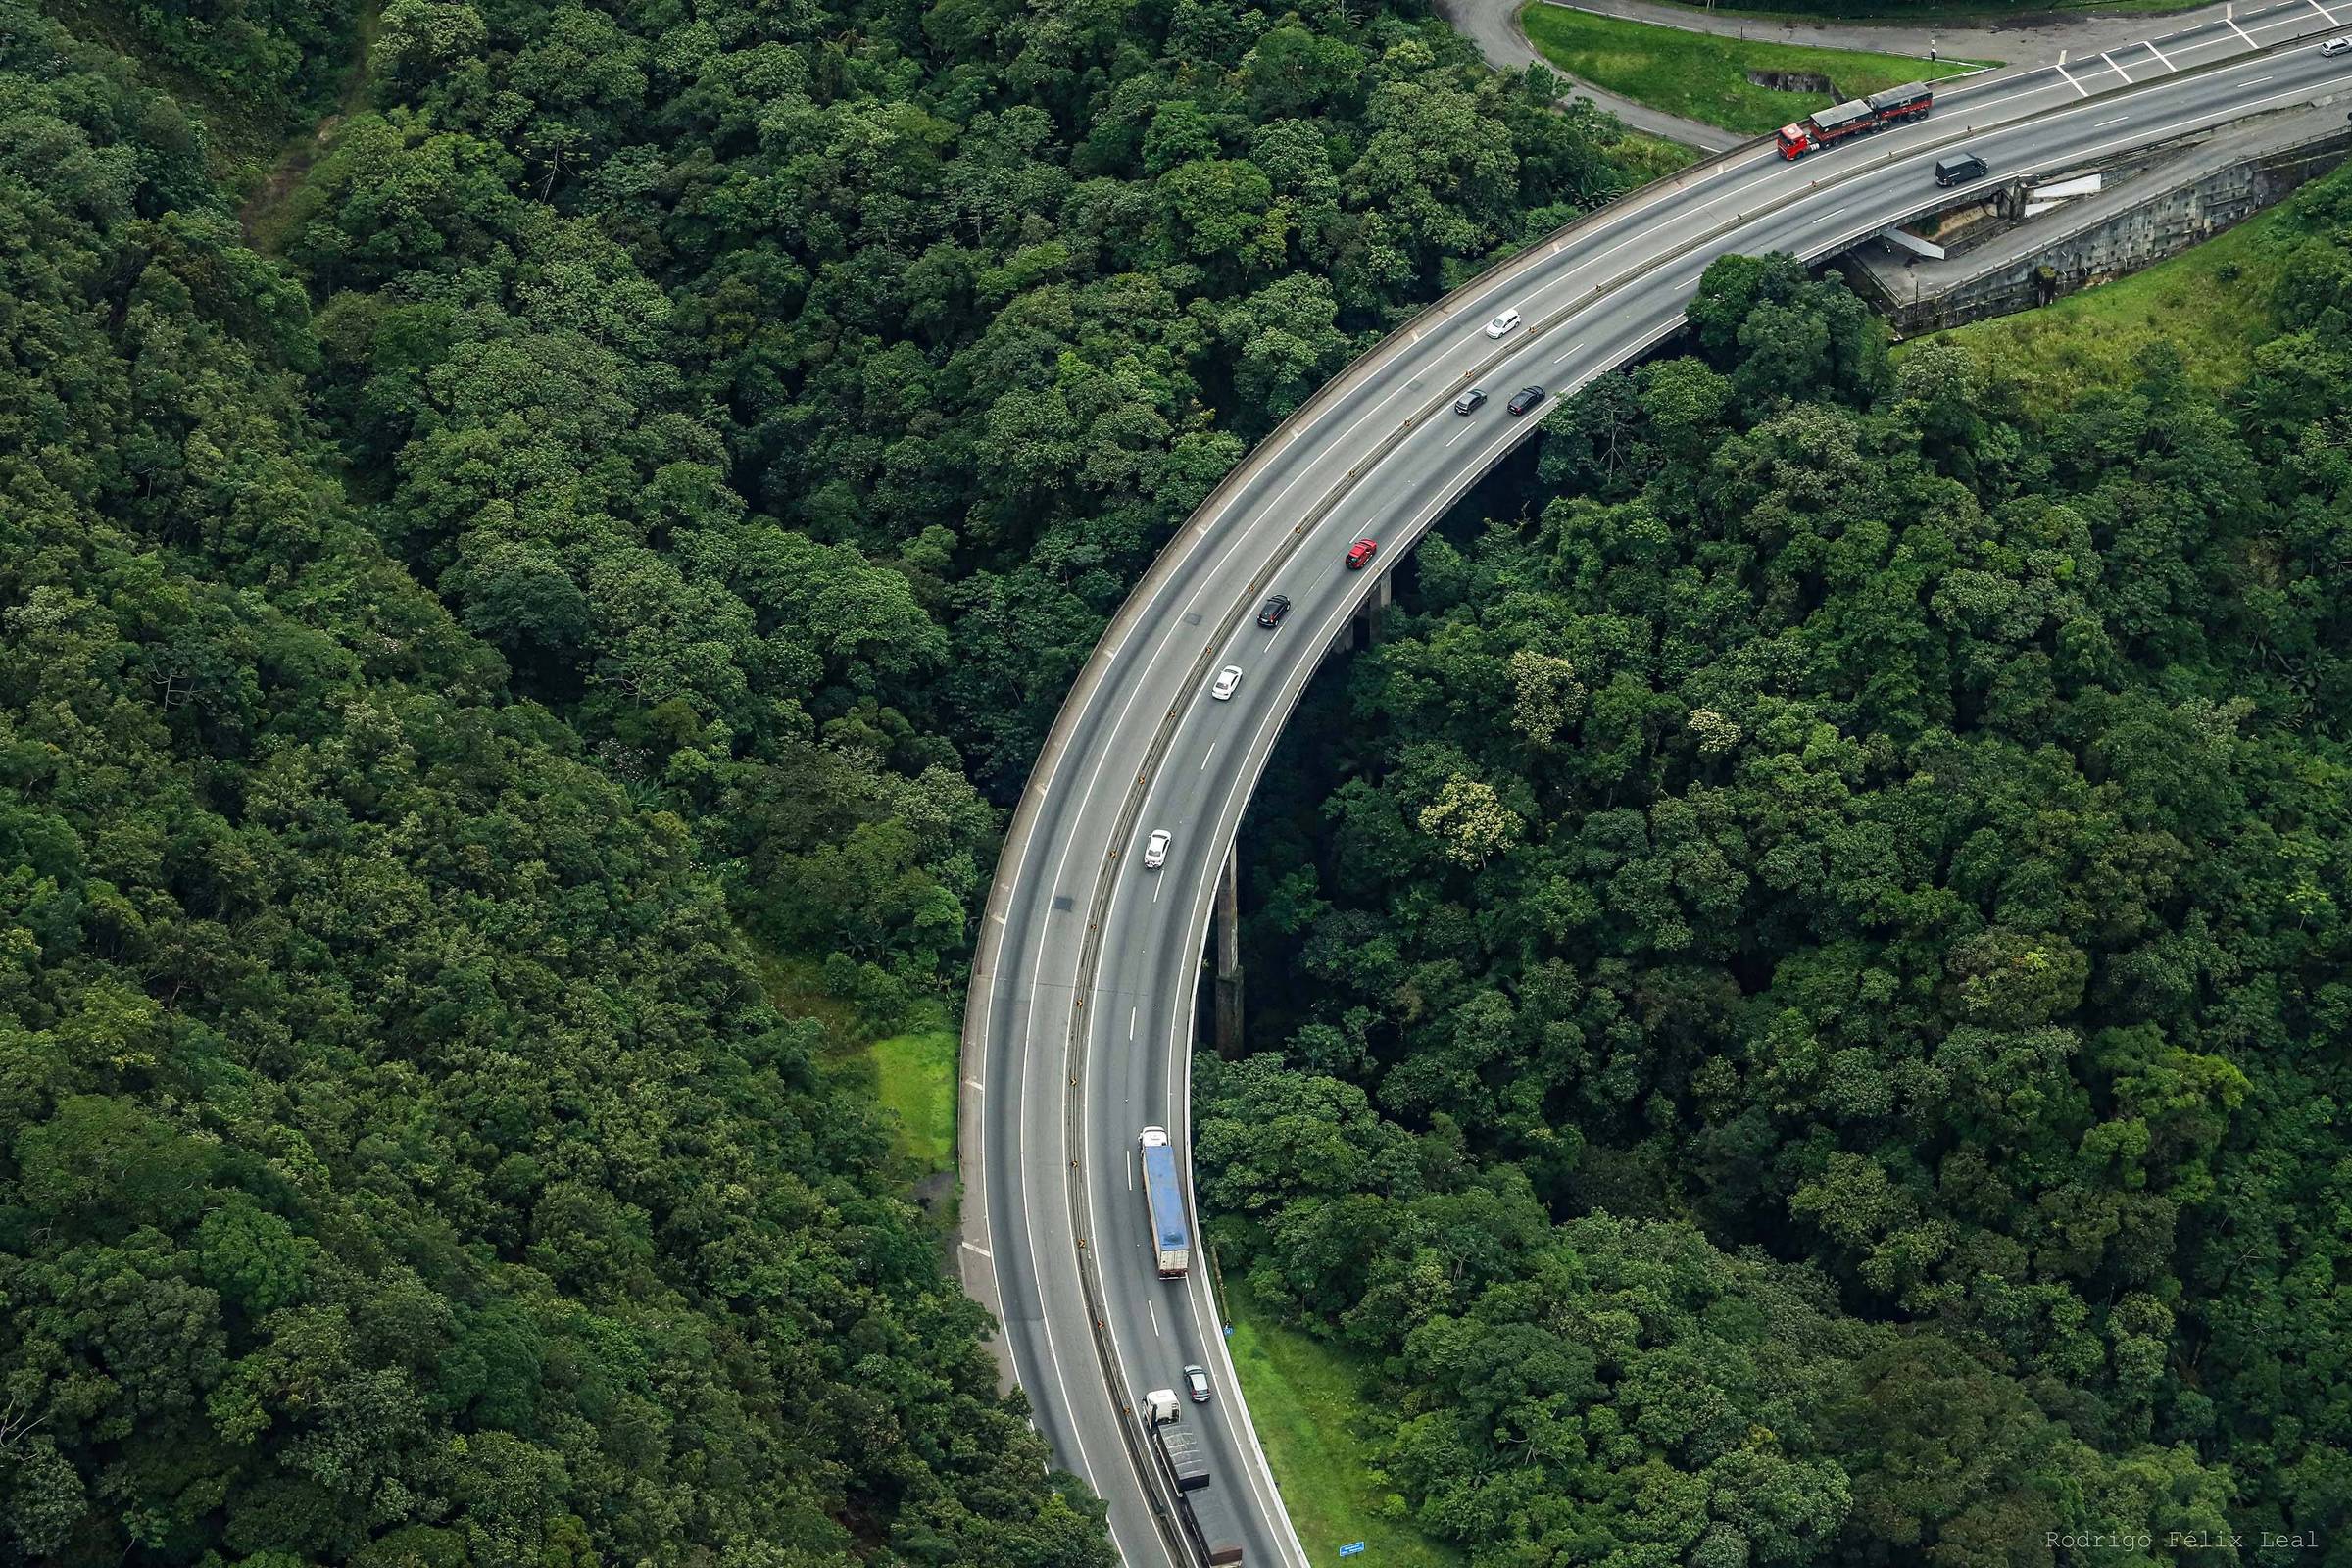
1346 539 1378 570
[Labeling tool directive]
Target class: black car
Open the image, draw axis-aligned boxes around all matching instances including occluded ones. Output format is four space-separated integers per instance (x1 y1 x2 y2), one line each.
1257 594 1292 628
1453 387 1488 415
1507 386 1545 416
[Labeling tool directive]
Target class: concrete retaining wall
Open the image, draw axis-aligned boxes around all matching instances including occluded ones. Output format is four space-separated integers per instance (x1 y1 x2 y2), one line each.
1842 112 2352 333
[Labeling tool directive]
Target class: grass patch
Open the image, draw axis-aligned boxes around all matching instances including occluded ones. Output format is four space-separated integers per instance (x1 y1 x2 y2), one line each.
1653 0 2212 21
1605 125 1707 184
1918 178 2307 409
865 1030 958 1175
1521 3 1984 136
1219 1276 1463 1568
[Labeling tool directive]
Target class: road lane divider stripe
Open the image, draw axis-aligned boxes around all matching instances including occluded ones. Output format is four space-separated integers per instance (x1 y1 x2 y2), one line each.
972 30 2343 1565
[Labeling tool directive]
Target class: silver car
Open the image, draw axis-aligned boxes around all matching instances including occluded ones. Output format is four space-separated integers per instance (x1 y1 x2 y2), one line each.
1143 829 1171 869
1211 665 1242 701
1484 308 1523 339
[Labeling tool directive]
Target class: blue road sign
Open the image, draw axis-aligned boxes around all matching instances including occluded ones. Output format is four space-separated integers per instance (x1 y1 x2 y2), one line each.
1339 1545 1366 1558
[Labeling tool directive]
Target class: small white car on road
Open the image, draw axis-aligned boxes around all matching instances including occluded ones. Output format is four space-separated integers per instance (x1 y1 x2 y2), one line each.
1211 665 1243 701
1143 829 1171 869
2321 35 2350 55
1484 308 1523 339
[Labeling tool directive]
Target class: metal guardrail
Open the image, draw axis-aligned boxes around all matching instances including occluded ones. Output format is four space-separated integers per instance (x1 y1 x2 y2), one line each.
956 21 2345 1567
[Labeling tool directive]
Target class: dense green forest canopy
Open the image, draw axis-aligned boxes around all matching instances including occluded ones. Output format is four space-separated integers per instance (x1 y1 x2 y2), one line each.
0 0 1669 1559
1205 229 2352 1566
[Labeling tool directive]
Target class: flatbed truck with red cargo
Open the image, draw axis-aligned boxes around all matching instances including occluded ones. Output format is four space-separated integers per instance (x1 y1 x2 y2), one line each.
1778 81 1934 159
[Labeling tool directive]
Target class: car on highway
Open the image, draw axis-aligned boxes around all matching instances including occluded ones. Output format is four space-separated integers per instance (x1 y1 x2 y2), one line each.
1143 829 1170 869
1185 1365 1211 1402
1211 665 1242 701
1453 386 1487 415
1346 538 1378 570
1483 308 1522 338
1257 593 1291 628
1507 386 1545 416
2320 35 2350 55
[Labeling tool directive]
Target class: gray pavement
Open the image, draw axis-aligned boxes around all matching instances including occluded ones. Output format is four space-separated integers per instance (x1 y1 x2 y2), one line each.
1435 0 1746 147
1534 0 2333 69
1440 0 2352 150
962 14 2352 1568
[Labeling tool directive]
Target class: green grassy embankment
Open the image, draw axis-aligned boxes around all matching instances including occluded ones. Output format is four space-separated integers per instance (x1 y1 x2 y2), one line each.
865 1029 959 1175
1655 0 2211 21
1220 1277 1465 1568
1520 3 1985 135
1920 158 2352 407
759 951 957 1179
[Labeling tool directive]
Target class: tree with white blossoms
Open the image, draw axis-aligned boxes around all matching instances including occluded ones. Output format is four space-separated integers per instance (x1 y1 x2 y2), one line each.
1416 772 1522 866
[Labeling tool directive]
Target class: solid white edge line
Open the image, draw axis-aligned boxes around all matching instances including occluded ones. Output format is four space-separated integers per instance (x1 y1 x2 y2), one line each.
1008 38 2341 1564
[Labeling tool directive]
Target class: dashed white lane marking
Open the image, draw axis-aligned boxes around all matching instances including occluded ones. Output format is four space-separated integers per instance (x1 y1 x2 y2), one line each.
2096 114 2131 126
1200 742 1215 770
1552 339 1587 366
2247 73 2276 84
1445 419 1479 446
1148 1298 1161 1339
1129 1007 1137 1040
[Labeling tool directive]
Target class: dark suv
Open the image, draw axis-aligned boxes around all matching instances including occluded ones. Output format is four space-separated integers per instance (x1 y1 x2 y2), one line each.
1257 594 1292 628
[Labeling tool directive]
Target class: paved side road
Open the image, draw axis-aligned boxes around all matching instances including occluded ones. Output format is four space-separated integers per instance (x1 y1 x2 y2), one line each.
1435 0 1747 148
1439 0 2352 150
1530 0 2336 70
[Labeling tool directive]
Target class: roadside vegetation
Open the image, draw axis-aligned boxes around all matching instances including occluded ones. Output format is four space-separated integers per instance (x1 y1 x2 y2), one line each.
1209 219 2352 1562
1655 0 2214 21
1521 2 1983 133
1922 158 2348 408
1217 1277 1464 1568
864 1029 961 1176
0 0 1679 1559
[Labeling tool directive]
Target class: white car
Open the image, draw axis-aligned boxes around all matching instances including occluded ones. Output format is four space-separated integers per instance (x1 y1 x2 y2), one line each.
2321 34 2351 54
1211 665 1243 701
1143 829 1171 869
1484 308 1523 339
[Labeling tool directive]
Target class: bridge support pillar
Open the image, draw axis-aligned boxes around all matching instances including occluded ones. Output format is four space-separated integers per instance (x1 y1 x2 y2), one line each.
1213 843 1244 1059
1356 571 1393 646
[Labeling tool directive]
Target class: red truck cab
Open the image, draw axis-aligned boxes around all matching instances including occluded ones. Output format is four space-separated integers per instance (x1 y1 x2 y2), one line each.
1779 84 1931 159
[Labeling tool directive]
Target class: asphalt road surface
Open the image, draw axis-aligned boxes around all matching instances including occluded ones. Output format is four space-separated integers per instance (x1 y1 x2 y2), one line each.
961 15 2352 1567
